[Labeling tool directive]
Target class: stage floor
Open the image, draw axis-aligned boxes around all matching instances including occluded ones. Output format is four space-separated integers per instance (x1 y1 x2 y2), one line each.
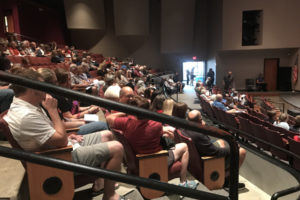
280 92 300 109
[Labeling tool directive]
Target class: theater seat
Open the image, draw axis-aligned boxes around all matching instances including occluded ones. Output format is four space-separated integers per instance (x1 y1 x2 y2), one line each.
0 111 96 200
288 137 300 171
112 129 181 199
175 129 225 190
264 127 288 160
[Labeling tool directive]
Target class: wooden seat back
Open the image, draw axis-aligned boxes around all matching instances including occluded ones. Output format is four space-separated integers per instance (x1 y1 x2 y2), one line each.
112 128 181 198
175 129 225 190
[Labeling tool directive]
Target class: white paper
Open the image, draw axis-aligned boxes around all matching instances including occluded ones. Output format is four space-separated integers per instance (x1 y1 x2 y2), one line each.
84 114 99 122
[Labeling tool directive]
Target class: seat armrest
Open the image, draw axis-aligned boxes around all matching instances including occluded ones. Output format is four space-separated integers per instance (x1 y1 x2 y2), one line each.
136 150 168 159
66 127 80 133
36 145 73 155
201 156 223 160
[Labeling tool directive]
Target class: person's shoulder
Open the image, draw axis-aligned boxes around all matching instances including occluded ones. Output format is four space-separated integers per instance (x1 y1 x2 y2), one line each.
147 119 162 126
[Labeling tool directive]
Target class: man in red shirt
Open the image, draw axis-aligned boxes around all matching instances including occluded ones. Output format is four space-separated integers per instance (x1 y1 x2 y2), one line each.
107 95 197 189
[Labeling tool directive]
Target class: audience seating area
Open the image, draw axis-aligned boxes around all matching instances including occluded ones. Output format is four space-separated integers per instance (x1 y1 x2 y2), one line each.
198 93 300 172
1 33 300 200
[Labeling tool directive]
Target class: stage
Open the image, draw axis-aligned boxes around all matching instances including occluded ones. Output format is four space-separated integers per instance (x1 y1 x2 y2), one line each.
280 92 300 110
244 91 300 111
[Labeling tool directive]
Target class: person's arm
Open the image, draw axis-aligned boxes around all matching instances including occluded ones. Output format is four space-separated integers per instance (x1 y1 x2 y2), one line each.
63 106 99 119
8 48 14 56
63 120 85 129
162 126 175 139
226 109 237 114
106 112 127 128
42 94 68 147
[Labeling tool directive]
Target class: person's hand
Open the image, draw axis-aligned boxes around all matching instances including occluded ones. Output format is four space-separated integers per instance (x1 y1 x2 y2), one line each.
42 94 57 111
163 126 175 139
89 106 100 114
69 134 84 143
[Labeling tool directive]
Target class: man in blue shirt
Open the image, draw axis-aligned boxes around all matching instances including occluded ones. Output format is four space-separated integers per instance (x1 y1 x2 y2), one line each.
212 94 237 113
212 94 228 111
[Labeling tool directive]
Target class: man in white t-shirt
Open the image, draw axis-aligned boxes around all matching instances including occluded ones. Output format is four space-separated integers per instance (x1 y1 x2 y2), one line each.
4 68 124 200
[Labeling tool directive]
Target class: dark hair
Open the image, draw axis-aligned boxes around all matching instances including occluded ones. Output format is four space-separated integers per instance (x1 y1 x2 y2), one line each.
267 110 277 119
10 68 43 96
150 90 161 103
144 87 153 99
55 68 69 85
128 95 150 110
172 102 188 119
150 94 165 112
38 68 56 84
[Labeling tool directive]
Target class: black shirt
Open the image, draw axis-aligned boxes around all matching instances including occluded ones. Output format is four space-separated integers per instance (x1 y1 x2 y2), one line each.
181 129 230 157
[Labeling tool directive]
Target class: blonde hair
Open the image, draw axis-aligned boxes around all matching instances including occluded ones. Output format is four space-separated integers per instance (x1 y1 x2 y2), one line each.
163 99 174 116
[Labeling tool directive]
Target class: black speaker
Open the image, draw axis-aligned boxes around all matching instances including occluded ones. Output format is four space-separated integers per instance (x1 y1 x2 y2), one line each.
277 67 292 91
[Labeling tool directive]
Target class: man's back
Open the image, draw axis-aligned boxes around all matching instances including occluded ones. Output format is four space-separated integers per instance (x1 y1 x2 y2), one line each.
181 129 229 157
4 97 55 152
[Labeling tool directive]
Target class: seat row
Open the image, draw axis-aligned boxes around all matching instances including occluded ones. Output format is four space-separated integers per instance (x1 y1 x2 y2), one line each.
198 95 300 171
6 55 52 65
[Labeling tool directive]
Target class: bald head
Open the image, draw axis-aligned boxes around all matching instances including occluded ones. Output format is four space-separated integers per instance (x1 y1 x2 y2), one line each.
119 86 134 104
216 94 223 102
187 110 202 122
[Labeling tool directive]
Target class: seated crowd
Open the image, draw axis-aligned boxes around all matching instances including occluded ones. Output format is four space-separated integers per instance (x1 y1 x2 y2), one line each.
195 78 300 171
0 35 240 199
196 77 300 133
2 33 300 198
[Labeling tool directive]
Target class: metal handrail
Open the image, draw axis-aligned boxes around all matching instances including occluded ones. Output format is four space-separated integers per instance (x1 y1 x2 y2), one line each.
271 185 300 200
220 120 300 161
0 146 227 200
242 143 300 200
204 112 300 176
0 71 240 200
150 72 180 102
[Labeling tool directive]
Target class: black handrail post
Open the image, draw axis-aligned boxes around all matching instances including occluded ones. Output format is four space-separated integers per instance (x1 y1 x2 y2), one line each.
227 135 239 200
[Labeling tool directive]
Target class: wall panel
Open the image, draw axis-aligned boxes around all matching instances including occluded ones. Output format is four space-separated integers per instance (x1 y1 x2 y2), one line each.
160 0 195 53
64 0 105 30
114 0 149 36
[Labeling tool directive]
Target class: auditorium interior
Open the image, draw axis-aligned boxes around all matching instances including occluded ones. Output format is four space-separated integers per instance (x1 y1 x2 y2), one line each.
0 0 300 200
